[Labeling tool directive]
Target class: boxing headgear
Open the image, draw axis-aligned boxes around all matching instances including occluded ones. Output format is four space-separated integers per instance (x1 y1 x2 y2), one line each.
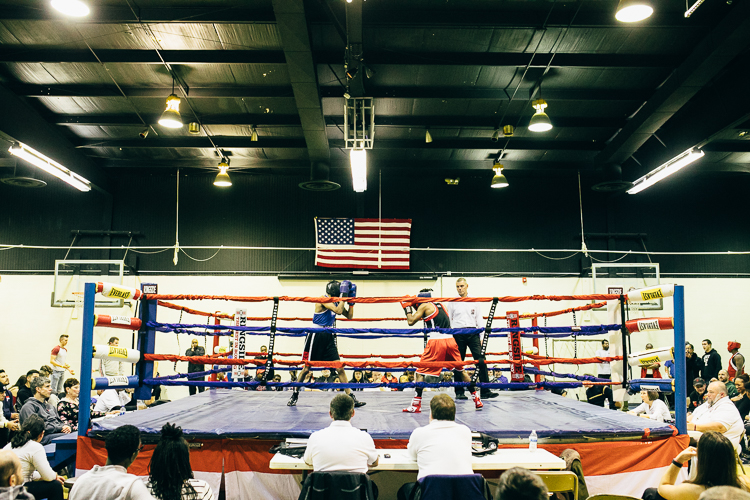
728 341 741 353
418 288 432 298
326 280 341 297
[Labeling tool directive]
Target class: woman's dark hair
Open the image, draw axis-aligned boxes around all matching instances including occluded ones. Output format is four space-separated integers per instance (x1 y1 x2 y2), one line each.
353 371 363 381
11 415 44 448
688 431 743 489
64 378 79 393
148 423 197 500
645 390 659 402
12 375 26 390
736 373 750 387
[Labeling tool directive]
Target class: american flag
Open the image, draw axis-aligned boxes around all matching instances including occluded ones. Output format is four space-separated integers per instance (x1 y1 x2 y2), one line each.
315 218 411 269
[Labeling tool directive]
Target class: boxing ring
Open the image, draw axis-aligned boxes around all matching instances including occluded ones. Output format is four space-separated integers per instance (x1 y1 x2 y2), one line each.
74 282 689 499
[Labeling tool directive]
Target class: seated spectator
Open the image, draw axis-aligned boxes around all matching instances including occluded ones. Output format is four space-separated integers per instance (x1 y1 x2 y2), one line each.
315 369 336 386
732 374 750 420
0 371 18 423
629 389 671 421
332 378 344 391
718 370 738 398
351 371 365 391
69 425 155 500
15 372 39 410
407 371 415 383
687 381 744 451
689 378 707 412
271 374 283 391
647 431 749 500
583 376 618 409
57 378 105 431
0 449 34 500
380 372 397 385
38 367 52 380
145 423 213 500
303 394 378 473
364 370 375 383
496 467 548 500
94 389 131 413
397 394 473 500
440 372 453 383
3 415 64 500
399 375 410 391
18 377 70 445
699 486 750 500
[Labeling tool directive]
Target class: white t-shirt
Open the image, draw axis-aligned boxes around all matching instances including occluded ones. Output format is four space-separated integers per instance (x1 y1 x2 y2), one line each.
69 465 156 500
631 399 671 422
446 301 482 328
145 478 214 500
595 349 611 375
94 390 131 413
692 395 744 448
3 440 56 482
303 420 379 474
51 345 67 373
407 419 473 480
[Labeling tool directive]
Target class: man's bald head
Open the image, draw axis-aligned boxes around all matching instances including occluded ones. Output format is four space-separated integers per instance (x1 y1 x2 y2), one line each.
700 486 750 500
0 450 22 487
709 381 728 395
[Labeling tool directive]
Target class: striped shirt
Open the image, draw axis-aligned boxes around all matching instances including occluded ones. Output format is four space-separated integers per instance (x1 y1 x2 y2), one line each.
146 478 214 500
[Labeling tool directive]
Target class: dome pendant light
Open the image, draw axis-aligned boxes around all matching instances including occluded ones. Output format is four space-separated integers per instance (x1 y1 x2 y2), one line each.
615 0 654 22
491 163 509 189
425 129 433 144
528 99 553 133
51 0 90 17
158 79 183 129
213 161 232 187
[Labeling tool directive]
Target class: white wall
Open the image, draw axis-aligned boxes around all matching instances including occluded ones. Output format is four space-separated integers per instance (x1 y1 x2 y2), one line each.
1 274 747 401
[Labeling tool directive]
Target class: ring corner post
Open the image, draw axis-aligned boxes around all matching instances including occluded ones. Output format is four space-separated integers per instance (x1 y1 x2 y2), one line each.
134 283 157 402
78 282 96 437
673 285 687 435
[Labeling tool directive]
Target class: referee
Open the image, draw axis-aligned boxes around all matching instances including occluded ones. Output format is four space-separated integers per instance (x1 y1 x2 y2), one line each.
447 278 498 400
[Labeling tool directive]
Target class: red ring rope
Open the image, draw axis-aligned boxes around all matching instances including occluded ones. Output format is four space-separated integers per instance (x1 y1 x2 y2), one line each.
145 294 624 303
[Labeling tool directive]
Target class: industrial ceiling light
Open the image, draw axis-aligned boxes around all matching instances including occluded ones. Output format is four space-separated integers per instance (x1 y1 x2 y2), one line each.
425 129 433 144
627 147 704 194
139 129 149 139
188 122 201 135
251 126 259 142
491 129 500 142
158 94 183 129
9 142 91 192
615 0 654 22
528 99 552 133
503 125 515 137
445 178 460 186
51 0 90 17
213 161 232 187
490 163 509 189
350 149 367 192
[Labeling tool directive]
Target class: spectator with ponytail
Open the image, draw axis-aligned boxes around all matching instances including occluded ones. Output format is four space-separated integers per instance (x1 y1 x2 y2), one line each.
145 423 214 500
2 414 64 500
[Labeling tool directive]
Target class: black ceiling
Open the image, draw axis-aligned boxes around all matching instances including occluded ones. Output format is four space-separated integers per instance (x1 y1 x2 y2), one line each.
0 0 749 193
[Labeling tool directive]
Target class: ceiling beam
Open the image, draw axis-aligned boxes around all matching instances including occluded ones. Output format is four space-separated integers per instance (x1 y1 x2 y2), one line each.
272 0 329 162
594 0 750 166
0 7 276 23
13 84 649 102
0 49 679 68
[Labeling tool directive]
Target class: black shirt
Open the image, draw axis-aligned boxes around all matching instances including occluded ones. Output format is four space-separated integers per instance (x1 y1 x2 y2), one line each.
734 393 750 420
586 386 616 409
185 346 206 372
689 390 706 411
16 386 33 408
701 349 722 381
685 354 703 387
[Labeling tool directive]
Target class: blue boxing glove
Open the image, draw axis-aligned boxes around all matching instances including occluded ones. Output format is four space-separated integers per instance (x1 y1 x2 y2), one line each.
340 280 351 296
347 283 357 306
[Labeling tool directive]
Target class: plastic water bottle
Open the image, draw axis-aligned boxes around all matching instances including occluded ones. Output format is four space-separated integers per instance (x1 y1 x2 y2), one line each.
529 430 537 452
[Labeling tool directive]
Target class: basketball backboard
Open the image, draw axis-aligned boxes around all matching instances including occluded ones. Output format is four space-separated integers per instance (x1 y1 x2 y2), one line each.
52 259 127 308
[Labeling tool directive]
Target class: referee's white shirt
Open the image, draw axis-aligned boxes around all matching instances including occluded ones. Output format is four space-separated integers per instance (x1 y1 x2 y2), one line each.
303 420 379 473
446 301 482 328
407 419 474 480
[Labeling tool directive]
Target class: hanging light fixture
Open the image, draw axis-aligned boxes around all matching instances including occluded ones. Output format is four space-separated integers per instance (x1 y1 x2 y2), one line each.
350 149 367 192
9 142 91 192
213 161 232 187
528 99 552 132
491 129 500 142
188 122 201 135
615 0 654 22
627 148 703 195
158 94 183 128
490 163 509 189
51 0 90 17
251 126 259 142
425 129 433 144
503 125 515 137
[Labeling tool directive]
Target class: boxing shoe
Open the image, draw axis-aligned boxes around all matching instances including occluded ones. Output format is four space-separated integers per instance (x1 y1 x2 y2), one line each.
349 393 366 408
403 396 422 413
481 391 499 399
287 392 298 407
455 392 469 400
472 392 483 410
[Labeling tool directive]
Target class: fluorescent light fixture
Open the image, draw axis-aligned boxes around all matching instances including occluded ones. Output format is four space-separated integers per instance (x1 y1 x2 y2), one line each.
9 142 91 192
213 161 232 187
350 149 367 192
51 0 90 17
615 0 654 22
684 0 705 17
627 148 704 195
158 94 183 128
528 99 552 132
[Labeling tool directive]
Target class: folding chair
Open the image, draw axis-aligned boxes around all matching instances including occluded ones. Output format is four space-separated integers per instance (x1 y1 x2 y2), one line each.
536 471 578 500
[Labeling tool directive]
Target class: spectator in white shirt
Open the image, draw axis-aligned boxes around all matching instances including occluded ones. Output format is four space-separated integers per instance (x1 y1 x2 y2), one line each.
446 279 497 400
100 337 126 377
94 389 131 413
397 394 473 500
145 423 214 500
687 381 744 452
69 425 155 500
628 389 671 422
3 415 64 500
304 394 379 474
595 340 611 379
0 450 35 500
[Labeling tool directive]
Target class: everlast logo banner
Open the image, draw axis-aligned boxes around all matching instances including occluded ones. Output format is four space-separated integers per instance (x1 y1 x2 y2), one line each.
111 316 130 325
640 356 661 366
637 320 661 332
640 289 664 301
106 376 129 386
109 347 129 358
108 287 131 299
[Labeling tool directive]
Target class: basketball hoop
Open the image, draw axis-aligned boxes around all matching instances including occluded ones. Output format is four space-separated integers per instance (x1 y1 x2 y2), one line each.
72 292 84 319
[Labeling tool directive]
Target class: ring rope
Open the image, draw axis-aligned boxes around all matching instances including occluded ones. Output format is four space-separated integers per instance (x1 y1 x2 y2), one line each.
141 379 609 390
144 294 624 303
